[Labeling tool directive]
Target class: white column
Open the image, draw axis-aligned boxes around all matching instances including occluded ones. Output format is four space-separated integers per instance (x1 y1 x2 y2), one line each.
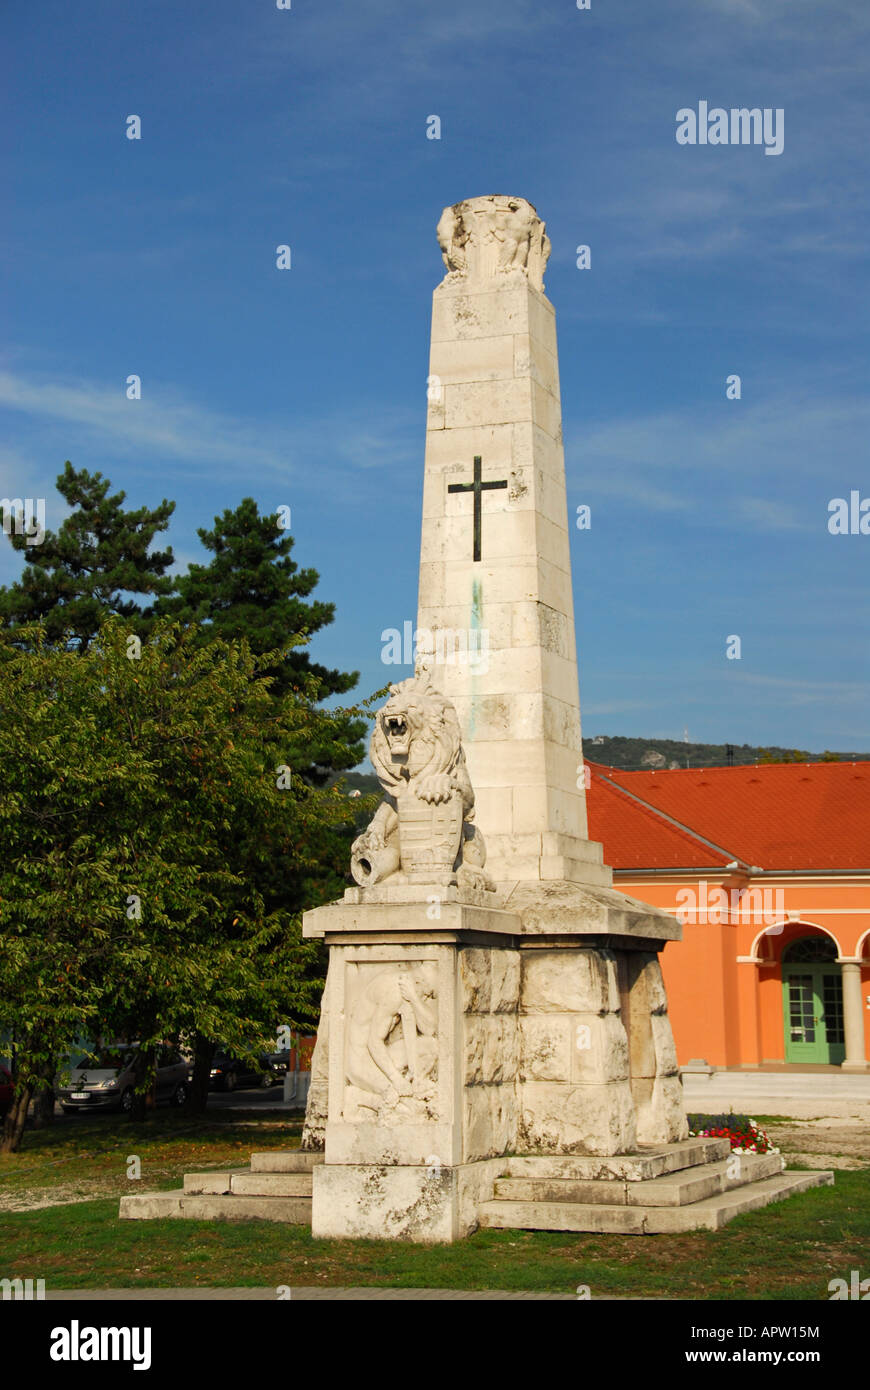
839 959 868 1071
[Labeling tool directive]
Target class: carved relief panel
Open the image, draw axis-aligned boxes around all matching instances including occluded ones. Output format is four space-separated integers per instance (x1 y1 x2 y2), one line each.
324 944 457 1164
342 958 441 1123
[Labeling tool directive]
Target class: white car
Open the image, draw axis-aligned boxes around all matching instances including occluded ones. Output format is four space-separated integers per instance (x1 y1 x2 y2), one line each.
58 1045 190 1114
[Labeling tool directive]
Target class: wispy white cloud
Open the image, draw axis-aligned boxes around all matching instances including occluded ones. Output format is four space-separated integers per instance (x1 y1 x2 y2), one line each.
735 672 869 706
0 368 418 491
565 389 870 530
0 370 280 472
571 476 697 515
582 696 676 716
732 497 813 532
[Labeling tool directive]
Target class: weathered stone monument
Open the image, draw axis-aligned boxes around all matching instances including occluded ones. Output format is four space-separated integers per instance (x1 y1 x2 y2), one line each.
120 196 831 1237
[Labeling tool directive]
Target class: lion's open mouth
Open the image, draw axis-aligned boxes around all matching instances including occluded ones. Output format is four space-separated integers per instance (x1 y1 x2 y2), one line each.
385 714 410 758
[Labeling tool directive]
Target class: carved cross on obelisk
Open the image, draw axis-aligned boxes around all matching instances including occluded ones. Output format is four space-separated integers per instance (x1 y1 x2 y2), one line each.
447 456 508 562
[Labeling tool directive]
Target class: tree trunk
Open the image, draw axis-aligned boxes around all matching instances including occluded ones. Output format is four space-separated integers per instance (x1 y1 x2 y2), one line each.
185 1034 214 1115
1 1082 34 1153
128 1045 157 1122
32 1060 57 1128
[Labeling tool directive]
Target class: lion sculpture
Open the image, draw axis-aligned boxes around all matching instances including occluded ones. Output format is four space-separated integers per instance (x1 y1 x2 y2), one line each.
350 675 493 892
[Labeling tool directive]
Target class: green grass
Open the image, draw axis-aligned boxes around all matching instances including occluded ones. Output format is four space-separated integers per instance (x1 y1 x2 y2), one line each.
1 1114 866 1298
1 1177 867 1298
0 1111 302 1196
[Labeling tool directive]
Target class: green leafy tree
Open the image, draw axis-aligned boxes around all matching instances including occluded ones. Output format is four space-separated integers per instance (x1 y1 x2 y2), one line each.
0 617 372 1151
149 499 371 1098
758 747 811 765
0 463 177 1123
0 462 175 651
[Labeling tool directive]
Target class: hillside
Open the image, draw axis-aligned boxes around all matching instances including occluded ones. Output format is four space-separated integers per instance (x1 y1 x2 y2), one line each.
327 769 381 796
581 736 869 771
330 742 869 790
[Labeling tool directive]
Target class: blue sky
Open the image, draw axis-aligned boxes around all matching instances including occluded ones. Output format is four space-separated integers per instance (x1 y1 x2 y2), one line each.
2 0 868 754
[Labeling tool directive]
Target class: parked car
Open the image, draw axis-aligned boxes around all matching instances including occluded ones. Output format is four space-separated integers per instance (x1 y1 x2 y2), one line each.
0 1065 13 1118
261 1051 291 1087
57 1045 190 1114
209 1050 288 1091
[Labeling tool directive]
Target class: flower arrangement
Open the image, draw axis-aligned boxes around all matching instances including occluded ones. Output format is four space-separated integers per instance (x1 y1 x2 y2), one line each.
686 1112 779 1155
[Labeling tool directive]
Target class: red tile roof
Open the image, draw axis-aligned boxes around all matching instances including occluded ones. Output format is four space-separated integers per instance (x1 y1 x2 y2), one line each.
585 760 870 871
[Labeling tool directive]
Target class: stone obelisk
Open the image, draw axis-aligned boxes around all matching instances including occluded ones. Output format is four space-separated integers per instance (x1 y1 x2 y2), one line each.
416 195 609 887
297 198 689 1245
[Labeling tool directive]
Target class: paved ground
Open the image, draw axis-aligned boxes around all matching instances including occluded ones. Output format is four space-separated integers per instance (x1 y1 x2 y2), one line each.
207 1089 304 1113
681 1068 870 1120
46 1088 305 1122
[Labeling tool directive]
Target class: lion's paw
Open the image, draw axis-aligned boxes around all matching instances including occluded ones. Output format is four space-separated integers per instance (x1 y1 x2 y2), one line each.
415 773 454 804
352 827 384 856
457 864 496 895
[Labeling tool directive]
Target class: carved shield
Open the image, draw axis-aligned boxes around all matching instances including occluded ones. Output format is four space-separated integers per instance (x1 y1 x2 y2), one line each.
397 787 463 883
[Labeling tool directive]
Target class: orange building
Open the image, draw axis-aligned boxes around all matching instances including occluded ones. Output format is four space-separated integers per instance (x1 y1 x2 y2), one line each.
585 761 870 1072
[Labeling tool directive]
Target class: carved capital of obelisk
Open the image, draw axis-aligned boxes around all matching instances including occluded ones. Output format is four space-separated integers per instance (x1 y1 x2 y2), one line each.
436 195 551 293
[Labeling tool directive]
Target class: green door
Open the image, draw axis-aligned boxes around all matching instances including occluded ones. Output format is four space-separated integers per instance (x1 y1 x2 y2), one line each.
782 965 846 1064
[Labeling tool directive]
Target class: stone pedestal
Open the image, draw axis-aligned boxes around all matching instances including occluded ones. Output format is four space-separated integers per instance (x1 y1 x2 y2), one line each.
302 885 688 1242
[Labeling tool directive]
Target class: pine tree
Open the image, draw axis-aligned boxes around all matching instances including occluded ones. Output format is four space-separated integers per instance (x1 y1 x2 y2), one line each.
153 498 366 778
0 462 175 651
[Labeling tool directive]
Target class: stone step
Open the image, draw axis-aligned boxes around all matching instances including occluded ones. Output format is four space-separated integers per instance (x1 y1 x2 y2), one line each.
638 1172 833 1232
249 1151 323 1173
183 1169 250 1195
120 1190 313 1224
181 1169 313 1197
481 1196 650 1233
478 1170 833 1234
503 1137 731 1184
493 1152 784 1207
230 1172 313 1197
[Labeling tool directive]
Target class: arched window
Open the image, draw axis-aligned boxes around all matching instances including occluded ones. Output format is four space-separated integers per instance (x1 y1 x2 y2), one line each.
783 936 838 964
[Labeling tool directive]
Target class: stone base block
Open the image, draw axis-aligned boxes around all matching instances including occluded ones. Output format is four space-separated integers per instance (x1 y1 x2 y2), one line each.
325 1121 456 1167
311 1158 503 1243
478 1143 834 1234
519 1079 637 1155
